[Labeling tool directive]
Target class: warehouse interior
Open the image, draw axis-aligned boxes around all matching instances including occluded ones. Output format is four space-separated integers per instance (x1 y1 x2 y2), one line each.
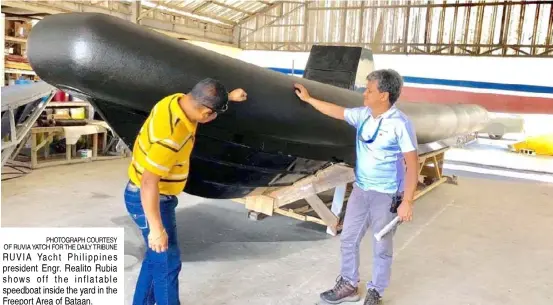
1 1 552 305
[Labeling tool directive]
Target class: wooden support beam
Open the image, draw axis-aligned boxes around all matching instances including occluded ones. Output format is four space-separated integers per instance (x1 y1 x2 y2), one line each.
273 208 326 225
327 183 347 236
231 145 457 236
305 193 339 235
271 164 355 208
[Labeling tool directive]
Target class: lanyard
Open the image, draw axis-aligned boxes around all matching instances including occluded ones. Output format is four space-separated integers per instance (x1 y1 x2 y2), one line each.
357 115 383 144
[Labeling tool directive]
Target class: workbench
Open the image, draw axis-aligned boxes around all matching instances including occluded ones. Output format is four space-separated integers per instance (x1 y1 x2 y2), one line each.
29 120 127 169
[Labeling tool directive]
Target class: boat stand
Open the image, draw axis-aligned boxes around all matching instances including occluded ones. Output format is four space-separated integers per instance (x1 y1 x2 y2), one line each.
232 146 457 235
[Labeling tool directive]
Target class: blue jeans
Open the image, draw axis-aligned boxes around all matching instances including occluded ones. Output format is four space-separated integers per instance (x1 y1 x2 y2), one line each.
124 181 182 305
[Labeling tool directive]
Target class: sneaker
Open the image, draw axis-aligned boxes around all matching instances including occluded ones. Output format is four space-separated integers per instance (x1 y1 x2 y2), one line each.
320 276 360 304
363 288 382 305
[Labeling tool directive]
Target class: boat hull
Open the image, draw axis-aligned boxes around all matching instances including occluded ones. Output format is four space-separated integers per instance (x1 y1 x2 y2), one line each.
27 13 490 199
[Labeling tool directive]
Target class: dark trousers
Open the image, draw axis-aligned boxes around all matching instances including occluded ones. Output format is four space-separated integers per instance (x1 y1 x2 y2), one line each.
124 181 182 305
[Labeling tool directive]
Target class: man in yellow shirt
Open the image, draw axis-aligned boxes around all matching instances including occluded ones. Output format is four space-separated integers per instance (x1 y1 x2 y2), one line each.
124 78 247 305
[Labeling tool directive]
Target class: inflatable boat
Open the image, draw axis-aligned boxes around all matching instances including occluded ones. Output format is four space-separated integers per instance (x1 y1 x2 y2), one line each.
27 13 489 199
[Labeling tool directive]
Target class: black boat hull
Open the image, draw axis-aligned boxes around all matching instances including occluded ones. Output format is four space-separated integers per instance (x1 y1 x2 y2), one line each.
27 13 489 199
27 13 359 199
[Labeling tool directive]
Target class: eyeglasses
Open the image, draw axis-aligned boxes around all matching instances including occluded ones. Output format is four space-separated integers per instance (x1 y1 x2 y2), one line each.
205 102 228 114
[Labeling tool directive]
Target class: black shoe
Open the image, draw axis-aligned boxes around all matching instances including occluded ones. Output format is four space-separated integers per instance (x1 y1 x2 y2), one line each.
319 276 361 304
363 288 382 305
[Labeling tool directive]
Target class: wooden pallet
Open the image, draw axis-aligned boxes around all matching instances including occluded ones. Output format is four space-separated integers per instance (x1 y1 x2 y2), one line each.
232 147 456 235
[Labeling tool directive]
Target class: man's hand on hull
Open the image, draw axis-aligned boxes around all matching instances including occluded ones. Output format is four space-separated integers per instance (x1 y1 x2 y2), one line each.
294 83 311 102
229 88 247 102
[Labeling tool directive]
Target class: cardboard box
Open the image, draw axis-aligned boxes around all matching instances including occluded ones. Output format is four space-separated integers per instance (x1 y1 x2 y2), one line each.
14 21 31 38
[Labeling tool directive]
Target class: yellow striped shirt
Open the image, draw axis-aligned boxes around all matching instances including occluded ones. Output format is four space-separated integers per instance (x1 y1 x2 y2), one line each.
128 93 197 195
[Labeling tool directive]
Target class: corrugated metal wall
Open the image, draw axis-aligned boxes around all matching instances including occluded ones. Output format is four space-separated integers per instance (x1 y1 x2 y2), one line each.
238 0 553 57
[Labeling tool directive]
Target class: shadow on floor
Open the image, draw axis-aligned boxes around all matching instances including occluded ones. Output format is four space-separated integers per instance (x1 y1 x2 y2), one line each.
113 199 330 265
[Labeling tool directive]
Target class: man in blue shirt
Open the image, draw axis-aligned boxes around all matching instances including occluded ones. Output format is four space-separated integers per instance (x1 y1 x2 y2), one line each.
294 69 419 305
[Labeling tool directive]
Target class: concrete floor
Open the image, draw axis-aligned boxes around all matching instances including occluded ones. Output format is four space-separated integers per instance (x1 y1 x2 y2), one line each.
2 156 553 305
446 134 553 175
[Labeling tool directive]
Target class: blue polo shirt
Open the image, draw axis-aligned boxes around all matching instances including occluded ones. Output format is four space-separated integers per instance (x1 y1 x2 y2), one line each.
344 105 417 194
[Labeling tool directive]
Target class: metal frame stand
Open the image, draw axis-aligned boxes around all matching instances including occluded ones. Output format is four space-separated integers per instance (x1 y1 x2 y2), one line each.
2 83 56 167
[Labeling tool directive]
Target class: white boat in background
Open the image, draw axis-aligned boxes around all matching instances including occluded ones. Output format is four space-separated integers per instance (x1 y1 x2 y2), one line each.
237 50 553 115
